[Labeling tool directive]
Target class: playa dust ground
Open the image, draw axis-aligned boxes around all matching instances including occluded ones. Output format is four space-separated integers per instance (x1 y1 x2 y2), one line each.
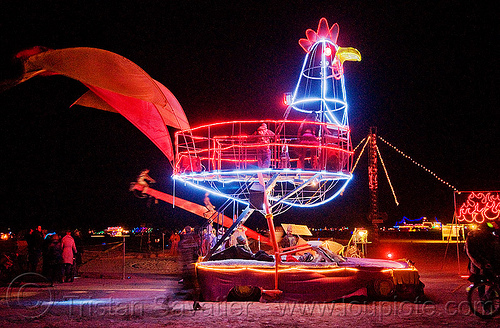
1 240 499 327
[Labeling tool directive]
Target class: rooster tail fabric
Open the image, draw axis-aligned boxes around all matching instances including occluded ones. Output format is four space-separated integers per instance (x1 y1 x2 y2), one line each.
8 46 189 162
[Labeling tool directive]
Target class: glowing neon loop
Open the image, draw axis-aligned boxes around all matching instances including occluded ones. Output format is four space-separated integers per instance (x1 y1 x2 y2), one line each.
177 144 353 157
290 98 346 106
279 177 351 208
176 169 350 184
175 169 351 210
175 119 349 135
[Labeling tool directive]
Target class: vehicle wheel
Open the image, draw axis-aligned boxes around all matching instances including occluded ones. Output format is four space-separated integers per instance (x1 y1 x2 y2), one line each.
468 282 500 319
394 282 425 302
370 279 395 299
227 286 261 301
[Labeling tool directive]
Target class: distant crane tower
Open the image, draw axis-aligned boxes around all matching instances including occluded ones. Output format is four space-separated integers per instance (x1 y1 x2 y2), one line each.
368 127 386 241
368 127 378 221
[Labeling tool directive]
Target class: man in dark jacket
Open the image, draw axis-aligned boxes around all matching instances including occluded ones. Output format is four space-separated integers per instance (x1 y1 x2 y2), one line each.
179 226 202 310
27 226 44 272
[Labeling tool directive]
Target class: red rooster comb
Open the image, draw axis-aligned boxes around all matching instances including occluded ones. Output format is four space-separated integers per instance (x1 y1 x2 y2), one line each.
299 18 339 53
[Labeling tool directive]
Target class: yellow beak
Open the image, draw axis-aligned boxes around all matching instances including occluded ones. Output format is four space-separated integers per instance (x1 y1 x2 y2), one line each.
337 47 361 63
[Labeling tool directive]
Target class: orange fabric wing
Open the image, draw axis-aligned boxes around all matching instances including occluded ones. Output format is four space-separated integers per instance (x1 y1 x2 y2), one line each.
14 47 190 162
86 85 175 161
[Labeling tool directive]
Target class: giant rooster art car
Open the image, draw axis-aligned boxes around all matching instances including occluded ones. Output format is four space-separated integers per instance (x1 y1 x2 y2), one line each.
4 18 424 302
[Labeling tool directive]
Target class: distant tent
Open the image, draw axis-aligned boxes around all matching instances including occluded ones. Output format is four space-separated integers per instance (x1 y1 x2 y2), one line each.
10 47 190 162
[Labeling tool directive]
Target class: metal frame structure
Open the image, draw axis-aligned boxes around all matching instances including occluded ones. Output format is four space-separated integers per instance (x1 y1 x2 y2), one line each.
172 18 361 297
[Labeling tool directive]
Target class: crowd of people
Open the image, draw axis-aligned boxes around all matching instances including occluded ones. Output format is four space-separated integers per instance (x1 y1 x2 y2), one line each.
175 223 255 310
25 226 82 283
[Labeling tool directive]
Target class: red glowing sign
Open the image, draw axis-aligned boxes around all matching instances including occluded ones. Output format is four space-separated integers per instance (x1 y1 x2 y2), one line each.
455 191 500 223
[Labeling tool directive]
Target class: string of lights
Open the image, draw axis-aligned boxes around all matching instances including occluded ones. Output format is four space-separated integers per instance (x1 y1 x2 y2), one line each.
376 144 399 206
350 136 370 174
352 137 367 153
377 136 458 192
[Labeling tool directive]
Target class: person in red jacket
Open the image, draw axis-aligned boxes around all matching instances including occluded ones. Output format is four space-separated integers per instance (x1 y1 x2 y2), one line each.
61 230 77 282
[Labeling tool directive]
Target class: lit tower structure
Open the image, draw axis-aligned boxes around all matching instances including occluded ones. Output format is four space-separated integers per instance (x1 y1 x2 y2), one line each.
368 126 380 240
174 18 360 211
173 18 360 294
291 18 360 129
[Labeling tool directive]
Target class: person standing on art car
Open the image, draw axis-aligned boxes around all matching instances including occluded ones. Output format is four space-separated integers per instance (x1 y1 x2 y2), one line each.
253 123 275 168
61 230 77 282
278 144 291 169
280 225 298 249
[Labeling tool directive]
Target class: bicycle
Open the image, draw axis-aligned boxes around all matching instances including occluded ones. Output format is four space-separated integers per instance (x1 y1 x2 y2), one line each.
467 273 500 319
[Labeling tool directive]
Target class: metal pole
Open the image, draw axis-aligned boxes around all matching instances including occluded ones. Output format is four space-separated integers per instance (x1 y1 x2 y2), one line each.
257 172 281 295
454 191 461 275
122 236 126 280
162 233 165 255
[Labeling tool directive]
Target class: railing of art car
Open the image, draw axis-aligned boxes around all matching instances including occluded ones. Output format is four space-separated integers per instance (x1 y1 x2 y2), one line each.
174 120 353 176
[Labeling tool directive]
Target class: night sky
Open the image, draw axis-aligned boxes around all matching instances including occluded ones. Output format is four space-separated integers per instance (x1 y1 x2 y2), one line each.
1 1 498 232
